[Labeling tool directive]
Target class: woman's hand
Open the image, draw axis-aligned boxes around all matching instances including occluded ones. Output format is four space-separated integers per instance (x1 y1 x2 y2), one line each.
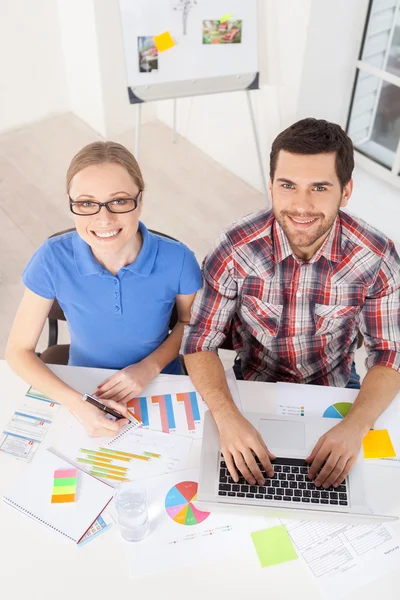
95 360 158 404
71 397 129 437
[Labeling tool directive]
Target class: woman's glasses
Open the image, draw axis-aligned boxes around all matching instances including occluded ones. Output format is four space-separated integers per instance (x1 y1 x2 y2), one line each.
69 191 142 216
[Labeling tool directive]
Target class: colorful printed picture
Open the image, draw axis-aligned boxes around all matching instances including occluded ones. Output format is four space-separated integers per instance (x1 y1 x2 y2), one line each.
202 19 243 44
138 36 158 73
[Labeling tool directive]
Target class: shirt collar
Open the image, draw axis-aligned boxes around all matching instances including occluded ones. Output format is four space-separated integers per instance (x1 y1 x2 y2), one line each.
73 221 158 277
273 215 342 264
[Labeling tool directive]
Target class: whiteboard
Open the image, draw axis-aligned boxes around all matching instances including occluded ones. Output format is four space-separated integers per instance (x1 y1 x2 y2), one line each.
118 0 259 103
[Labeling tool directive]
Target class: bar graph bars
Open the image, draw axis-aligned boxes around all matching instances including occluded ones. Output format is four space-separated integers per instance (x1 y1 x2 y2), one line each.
127 391 203 435
152 395 176 433
129 397 149 427
176 392 200 432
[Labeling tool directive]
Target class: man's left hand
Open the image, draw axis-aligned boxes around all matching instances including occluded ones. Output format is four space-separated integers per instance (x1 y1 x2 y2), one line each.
306 421 364 488
95 360 158 404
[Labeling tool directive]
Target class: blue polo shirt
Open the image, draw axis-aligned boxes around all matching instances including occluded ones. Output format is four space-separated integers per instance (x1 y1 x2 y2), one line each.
22 223 202 373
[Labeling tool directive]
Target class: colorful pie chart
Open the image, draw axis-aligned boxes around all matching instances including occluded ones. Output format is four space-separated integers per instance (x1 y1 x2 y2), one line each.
165 481 210 526
323 402 353 419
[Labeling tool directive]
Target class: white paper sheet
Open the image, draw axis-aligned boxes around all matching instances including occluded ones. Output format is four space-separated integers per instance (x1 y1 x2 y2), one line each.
275 383 400 466
53 419 192 488
282 518 400 599
122 468 279 578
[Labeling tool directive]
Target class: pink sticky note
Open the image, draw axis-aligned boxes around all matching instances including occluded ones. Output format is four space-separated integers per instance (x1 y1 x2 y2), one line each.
54 468 77 479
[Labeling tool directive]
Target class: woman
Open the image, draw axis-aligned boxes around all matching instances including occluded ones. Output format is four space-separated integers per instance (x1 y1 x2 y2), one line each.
6 142 202 437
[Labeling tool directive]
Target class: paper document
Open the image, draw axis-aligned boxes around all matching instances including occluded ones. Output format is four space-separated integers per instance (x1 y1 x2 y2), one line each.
54 418 192 488
282 518 400 599
122 368 241 439
0 395 60 462
123 468 279 578
276 383 400 466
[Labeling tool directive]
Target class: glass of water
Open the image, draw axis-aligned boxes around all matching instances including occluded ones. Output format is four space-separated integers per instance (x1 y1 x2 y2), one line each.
114 482 150 542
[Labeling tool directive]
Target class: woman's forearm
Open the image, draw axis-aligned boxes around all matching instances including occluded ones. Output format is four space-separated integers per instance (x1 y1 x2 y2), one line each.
6 348 82 409
141 322 186 375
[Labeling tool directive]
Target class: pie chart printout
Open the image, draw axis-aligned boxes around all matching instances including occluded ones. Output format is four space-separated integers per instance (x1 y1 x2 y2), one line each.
165 481 210 526
323 402 353 419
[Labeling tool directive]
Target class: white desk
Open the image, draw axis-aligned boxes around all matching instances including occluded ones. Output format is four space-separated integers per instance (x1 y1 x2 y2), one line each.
1 360 400 600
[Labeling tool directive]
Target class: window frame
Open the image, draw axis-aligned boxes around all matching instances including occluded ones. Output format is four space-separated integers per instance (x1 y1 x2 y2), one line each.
346 0 400 189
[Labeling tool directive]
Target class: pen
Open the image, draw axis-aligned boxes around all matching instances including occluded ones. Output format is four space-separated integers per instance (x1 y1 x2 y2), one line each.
82 393 126 420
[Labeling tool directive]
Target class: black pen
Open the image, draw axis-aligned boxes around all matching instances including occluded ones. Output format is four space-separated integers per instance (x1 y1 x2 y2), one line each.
82 393 126 420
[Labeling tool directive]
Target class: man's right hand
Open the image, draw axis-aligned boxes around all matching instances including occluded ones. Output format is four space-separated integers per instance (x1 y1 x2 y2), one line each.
70 397 129 437
215 410 276 485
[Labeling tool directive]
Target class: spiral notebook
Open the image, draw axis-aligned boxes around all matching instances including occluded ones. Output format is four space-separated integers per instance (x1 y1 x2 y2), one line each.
3 449 114 544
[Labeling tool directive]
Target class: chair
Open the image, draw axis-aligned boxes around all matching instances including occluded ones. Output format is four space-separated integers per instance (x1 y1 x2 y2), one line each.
39 228 179 365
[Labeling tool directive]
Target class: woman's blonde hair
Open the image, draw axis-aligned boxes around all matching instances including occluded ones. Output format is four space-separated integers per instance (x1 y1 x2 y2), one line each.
66 141 145 194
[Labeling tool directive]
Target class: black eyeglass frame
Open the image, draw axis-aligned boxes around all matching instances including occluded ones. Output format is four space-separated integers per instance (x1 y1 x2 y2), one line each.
69 190 142 215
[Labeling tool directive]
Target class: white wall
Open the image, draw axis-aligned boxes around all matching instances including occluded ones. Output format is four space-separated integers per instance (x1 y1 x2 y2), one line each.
350 165 400 246
57 0 155 139
0 0 69 134
57 0 106 136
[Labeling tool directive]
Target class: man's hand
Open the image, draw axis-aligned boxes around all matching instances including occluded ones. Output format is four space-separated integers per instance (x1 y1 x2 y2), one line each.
216 410 276 485
96 360 158 404
306 421 364 488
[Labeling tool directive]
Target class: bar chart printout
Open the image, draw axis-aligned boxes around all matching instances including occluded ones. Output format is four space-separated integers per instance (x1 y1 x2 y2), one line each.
127 391 205 438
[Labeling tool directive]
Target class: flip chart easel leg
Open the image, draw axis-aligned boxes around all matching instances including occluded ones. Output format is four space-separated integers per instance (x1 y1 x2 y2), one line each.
246 90 269 206
135 103 142 159
173 98 178 143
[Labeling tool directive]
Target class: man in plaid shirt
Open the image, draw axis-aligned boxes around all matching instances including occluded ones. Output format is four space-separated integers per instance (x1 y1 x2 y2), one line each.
181 118 400 490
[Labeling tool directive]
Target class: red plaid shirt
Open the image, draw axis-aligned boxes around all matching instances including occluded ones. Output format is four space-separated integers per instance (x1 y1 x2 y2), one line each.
181 209 400 386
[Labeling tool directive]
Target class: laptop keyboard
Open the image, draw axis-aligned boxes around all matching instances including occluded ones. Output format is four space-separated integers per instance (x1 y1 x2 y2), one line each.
218 455 348 506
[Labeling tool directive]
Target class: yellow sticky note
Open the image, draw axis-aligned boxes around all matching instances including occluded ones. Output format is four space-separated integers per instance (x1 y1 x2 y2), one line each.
219 13 232 23
251 526 297 568
153 31 175 52
362 429 396 459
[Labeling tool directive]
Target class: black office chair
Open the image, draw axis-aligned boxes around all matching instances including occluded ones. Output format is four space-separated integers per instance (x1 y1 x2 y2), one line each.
39 228 179 365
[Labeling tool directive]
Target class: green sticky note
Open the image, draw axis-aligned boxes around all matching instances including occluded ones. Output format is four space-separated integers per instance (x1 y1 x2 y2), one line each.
219 13 232 23
251 526 297 568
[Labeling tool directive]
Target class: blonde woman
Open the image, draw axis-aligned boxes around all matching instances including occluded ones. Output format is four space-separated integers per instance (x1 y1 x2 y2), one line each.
6 142 202 437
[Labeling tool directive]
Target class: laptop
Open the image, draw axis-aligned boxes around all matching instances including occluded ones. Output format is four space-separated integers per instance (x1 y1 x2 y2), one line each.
197 411 397 523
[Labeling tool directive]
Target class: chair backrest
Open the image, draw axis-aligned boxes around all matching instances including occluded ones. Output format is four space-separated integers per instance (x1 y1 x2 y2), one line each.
47 227 179 330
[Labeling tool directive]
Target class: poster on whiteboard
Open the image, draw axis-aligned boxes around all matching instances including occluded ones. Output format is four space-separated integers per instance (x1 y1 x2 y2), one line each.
118 0 259 103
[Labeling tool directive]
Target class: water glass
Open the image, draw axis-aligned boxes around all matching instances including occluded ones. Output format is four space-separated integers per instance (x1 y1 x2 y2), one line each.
115 482 150 542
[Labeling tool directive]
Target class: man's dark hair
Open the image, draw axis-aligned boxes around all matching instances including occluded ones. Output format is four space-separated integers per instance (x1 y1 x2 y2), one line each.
270 118 354 190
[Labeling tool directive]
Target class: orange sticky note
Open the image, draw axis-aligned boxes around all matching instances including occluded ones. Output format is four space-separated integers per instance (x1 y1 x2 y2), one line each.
362 429 396 459
153 31 175 52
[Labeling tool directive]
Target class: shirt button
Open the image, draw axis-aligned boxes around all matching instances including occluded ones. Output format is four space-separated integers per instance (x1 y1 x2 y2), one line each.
296 291 301 298
114 279 118 285
295 322 300 328
115 305 120 312
114 291 119 298
296 363 302 369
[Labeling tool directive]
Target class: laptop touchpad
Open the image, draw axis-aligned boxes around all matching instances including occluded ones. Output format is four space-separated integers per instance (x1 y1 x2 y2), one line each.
259 419 306 450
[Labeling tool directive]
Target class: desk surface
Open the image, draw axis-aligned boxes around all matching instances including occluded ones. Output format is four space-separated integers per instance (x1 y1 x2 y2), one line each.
1 360 399 600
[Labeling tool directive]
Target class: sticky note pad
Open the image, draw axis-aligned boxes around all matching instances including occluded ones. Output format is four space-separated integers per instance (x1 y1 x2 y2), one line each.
219 13 232 23
153 31 175 52
251 526 297 568
51 468 77 503
363 429 396 459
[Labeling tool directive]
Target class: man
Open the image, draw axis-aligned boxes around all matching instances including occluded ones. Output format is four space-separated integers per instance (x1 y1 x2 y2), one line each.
181 118 400 491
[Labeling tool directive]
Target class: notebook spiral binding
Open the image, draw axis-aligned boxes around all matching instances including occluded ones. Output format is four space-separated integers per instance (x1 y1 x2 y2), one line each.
3 497 76 542
108 423 136 445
